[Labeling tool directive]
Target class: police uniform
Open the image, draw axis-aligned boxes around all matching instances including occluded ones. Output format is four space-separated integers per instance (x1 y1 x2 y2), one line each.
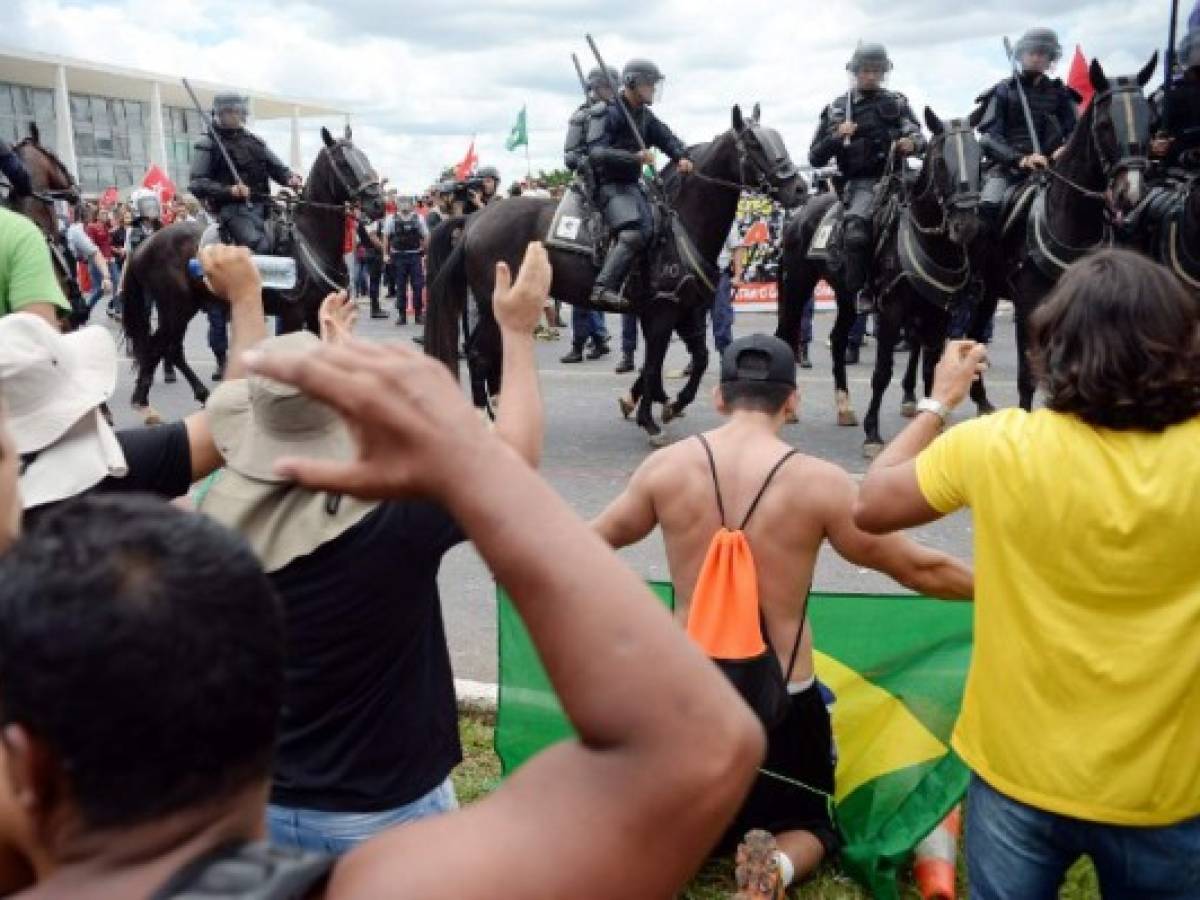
1151 28 1200 173
585 59 688 308
388 211 427 323
188 97 297 254
809 87 925 298
0 139 32 196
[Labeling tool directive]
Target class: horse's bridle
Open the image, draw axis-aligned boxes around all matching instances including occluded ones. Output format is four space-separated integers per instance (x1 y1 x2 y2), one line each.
691 123 799 201
320 141 380 205
908 121 982 234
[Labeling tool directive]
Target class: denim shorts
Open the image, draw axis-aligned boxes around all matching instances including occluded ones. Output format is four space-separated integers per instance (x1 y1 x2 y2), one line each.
267 776 459 856
965 774 1200 900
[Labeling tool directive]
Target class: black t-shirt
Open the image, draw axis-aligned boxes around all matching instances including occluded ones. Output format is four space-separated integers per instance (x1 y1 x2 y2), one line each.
24 423 193 530
268 501 466 812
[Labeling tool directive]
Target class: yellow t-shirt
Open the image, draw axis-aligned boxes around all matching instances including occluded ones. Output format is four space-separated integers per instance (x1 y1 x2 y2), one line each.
916 408 1200 826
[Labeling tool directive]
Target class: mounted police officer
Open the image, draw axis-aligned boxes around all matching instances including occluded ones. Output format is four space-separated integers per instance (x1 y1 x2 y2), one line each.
810 43 925 312
977 28 1078 233
188 93 302 253
0 138 32 197
564 66 617 174
585 58 693 310
1151 25 1200 173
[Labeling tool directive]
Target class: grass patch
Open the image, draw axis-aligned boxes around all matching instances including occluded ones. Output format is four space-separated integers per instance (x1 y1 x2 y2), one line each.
453 712 1100 898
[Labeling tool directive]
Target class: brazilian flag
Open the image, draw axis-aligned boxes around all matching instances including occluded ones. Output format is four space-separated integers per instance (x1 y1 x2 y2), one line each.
495 585 973 899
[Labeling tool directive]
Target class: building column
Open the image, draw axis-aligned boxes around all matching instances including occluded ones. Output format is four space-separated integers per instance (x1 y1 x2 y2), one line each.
52 65 77 177
290 105 301 171
148 81 168 170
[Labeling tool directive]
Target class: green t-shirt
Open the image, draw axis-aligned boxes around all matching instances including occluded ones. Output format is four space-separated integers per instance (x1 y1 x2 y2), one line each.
0 207 69 318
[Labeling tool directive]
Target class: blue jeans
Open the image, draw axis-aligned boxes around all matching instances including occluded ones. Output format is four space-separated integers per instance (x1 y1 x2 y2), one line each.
966 775 1200 900
621 313 638 355
267 776 458 856
848 311 869 347
86 259 118 313
711 271 735 353
571 307 609 347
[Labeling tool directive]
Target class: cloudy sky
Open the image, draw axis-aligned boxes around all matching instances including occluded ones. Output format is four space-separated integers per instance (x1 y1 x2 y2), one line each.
6 0 1176 194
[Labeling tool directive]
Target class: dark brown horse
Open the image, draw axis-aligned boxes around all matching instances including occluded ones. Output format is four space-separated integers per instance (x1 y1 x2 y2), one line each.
424 105 804 445
967 55 1157 412
121 127 384 421
4 124 85 324
775 107 985 455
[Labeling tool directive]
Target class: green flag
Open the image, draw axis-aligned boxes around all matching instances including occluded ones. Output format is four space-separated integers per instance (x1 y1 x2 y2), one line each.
505 106 527 151
495 584 973 899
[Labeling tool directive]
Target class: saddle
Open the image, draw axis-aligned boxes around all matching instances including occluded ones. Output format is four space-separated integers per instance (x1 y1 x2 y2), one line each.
805 182 902 268
545 179 718 307
1026 188 1114 281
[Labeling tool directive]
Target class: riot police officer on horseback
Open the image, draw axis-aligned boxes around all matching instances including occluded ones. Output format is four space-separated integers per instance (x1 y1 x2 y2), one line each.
1151 24 1200 174
977 28 1079 234
565 66 618 177
188 93 303 253
585 58 693 311
810 42 925 314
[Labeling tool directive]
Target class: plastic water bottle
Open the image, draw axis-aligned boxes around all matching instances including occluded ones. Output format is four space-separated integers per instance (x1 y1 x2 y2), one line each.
187 255 297 291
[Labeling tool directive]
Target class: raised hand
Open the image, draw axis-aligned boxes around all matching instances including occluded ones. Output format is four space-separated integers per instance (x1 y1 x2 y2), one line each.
494 242 553 335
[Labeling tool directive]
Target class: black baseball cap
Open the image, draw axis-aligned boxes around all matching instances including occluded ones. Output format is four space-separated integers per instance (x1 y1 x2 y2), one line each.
720 334 797 387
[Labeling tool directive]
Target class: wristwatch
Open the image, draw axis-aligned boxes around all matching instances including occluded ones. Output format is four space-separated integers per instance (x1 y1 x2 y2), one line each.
915 397 951 424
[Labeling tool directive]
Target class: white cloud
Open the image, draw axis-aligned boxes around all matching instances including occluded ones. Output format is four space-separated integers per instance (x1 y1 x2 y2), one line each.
8 0 1170 194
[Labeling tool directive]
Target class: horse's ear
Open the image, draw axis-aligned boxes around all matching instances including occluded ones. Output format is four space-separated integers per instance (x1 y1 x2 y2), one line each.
732 105 745 133
924 106 944 136
1090 59 1109 94
321 127 336 148
28 122 40 144
344 124 353 142
968 103 986 129
1137 51 1159 88
751 102 761 124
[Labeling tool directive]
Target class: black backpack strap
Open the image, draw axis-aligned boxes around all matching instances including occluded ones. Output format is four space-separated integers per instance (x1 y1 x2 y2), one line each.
695 433 727 528
739 449 801 530
760 585 812 688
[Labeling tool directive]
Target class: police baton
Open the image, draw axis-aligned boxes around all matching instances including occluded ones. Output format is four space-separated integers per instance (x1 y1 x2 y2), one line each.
571 53 590 102
1002 37 1044 158
585 35 655 165
182 77 251 206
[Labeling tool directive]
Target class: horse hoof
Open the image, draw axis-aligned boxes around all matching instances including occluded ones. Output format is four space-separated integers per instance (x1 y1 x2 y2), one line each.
863 441 884 460
618 396 635 420
648 431 671 449
835 390 858 427
900 399 918 418
976 401 997 416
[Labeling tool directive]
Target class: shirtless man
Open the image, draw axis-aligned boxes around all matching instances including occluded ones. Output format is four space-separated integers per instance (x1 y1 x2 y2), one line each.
594 333 973 898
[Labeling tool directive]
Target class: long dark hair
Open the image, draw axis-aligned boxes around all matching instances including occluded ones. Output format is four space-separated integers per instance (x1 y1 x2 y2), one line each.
1029 249 1200 431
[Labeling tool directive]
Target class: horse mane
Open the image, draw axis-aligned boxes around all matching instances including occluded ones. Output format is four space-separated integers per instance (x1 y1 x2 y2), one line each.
15 137 75 186
660 136 724 201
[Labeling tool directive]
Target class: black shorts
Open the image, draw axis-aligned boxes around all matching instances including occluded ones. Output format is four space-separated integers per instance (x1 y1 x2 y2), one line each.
716 682 840 857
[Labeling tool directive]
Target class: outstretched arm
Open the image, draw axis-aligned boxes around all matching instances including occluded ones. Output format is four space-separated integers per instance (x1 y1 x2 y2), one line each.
242 341 764 900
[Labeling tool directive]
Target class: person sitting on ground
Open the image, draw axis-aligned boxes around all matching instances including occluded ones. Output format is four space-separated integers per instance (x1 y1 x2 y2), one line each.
0 207 69 327
0 336 764 898
196 242 554 856
0 245 265 532
855 248 1200 900
594 333 973 898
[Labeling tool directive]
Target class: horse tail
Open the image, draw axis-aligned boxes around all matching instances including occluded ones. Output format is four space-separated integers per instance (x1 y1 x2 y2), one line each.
424 234 469 379
120 262 152 375
425 215 467 285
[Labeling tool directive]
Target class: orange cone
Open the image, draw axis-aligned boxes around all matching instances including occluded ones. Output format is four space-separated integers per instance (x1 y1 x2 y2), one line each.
913 805 961 900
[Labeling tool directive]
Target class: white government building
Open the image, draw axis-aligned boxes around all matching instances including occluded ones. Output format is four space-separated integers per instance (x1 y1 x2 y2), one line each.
0 45 348 197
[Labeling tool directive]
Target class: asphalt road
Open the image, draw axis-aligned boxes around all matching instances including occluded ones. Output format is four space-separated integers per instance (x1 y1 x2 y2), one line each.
103 299 1020 682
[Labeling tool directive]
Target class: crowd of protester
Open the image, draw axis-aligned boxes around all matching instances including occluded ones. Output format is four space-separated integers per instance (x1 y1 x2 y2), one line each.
1 156 1197 900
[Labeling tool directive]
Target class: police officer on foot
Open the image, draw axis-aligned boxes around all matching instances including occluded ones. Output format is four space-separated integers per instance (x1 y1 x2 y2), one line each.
188 93 303 253
810 43 925 318
978 28 1078 234
386 196 429 325
586 58 692 311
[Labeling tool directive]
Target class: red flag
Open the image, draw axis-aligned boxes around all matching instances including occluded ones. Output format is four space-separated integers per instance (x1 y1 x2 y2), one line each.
142 164 176 204
1067 45 1094 111
454 139 478 181
99 186 119 208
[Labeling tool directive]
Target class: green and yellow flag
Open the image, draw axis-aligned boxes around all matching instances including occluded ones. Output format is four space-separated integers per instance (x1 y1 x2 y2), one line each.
505 106 528 151
495 585 973 899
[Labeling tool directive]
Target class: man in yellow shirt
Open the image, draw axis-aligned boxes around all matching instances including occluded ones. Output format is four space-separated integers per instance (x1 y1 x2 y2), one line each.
855 248 1200 899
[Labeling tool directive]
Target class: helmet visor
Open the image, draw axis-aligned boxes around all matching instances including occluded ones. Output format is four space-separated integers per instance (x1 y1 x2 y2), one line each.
848 65 888 91
1016 36 1061 70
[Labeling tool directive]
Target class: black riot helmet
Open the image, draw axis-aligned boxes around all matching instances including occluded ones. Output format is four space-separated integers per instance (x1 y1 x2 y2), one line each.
477 165 500 181
846 43 893 74
622 58 666 104
1180 26 1200 71
587 65 620 101
212 92 248 129
1015 28 1063 69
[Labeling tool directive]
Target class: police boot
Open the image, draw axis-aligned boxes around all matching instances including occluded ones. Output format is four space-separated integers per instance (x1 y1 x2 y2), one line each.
561 343 585 364
590 232 640 312
844 343 860 365
212 352 227 382
615 352 635 374
797 343 812 369
370 297 387 319
587 337 610 360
